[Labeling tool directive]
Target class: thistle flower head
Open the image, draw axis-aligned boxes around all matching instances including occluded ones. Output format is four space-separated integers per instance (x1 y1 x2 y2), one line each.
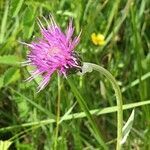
23 15 81 92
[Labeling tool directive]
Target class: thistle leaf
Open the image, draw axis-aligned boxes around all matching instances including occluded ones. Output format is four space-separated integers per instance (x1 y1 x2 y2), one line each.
0 55 19 65
121 109 135 144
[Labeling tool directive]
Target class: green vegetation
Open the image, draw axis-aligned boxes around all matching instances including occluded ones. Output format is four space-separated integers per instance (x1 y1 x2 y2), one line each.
0 0 150 149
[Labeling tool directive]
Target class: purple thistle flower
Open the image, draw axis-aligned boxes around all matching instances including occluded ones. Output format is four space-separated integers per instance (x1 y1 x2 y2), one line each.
23 15 81 92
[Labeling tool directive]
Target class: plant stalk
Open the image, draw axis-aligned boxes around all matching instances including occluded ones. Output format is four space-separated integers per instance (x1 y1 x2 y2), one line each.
83 62 123 150
54 74 61 150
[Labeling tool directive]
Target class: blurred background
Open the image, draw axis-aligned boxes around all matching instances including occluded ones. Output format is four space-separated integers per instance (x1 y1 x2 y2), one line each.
0 0 150 149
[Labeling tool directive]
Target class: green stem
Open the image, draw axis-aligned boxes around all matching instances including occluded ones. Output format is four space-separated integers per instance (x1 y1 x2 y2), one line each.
83 62 123 150
67 78 108 149
54 74 61 150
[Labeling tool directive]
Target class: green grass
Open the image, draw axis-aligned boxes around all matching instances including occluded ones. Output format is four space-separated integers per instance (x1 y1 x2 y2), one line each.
0 0 150 149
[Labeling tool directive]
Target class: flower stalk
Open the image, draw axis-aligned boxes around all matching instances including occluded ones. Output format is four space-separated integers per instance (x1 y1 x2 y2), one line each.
80 62 123 150
54 74 61 150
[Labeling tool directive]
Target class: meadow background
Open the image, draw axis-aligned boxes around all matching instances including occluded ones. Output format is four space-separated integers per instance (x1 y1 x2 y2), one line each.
0 0 150 149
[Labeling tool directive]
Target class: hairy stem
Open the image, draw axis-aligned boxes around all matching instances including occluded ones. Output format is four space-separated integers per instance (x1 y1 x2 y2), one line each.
82 62 123 150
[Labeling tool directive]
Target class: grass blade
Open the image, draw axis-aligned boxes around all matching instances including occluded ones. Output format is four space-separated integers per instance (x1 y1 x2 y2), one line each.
0 100 150 132
67 78 108 149
0 1 9 43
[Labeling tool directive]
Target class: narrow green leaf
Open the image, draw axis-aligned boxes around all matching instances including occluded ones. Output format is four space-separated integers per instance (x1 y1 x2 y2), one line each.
4 67 20 85
22 6 36 39
0 1 9 43
11 0 24 17
0 55 20 65
121 109 135 144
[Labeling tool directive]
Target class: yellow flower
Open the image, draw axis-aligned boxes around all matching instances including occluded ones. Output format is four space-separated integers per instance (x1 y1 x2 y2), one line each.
91 33 105 46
